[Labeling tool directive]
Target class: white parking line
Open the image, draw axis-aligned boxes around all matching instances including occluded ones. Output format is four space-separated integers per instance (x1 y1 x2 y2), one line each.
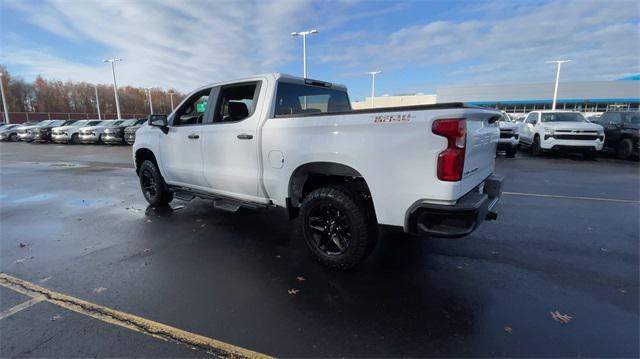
0 296 45 320
503 191 640 204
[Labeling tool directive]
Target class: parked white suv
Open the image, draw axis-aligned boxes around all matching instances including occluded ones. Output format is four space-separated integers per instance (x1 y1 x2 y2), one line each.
520 111 604 158
133 73 504 269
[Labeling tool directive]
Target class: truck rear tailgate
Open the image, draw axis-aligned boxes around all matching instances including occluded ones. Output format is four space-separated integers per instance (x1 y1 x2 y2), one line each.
461 111 500 192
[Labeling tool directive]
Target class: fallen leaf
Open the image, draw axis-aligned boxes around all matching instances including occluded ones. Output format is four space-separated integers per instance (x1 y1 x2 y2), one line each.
618 288 627 294
504 326 513 334
51 315 62 321
145 219 153 223
201 223 206 228
275 255 281 259
600 248 608 252
19 242 28 248
491 251 499 255
172 205 185 210
550 310 572 324
296 276 306 281
288 289 300 295
39 276 52 283
195 219 203 222
143 248 151 253
93 287 107 294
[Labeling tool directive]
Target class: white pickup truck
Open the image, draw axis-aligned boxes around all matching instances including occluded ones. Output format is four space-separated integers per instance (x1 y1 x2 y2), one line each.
133 73 503 269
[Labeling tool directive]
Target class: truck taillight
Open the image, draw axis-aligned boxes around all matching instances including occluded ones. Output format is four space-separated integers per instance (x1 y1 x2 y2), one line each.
432 118 466 181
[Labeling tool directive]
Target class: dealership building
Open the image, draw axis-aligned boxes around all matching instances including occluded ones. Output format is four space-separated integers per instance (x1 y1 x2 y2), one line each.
436 80 640 113
354 80 639 113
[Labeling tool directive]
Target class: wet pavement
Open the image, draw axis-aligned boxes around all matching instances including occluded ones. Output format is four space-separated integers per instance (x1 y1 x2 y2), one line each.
1 142 638 357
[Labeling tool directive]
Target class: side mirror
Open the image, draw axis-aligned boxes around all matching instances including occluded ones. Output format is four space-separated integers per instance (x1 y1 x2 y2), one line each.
148 114 169 134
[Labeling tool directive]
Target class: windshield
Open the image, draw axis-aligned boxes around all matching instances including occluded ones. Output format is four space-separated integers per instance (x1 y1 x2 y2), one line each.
111 120 125 126
97 121 113 126
541 112 587 123
622 112 640 124
69 120 88 127
36 120 52 126
119 119 136 127
135 119 147 125
51 120 68 126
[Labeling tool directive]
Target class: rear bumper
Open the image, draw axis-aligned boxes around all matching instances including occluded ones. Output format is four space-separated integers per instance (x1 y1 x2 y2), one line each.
405 174 503 238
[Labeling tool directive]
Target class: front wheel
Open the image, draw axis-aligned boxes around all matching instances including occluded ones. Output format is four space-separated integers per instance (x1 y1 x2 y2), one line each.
300 186 377 270
617 139 633 160
532 136 542 156
9 133 18 142
139 160 173 206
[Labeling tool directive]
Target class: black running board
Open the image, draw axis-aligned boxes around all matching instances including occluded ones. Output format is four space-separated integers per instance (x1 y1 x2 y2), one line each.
169 186 271 212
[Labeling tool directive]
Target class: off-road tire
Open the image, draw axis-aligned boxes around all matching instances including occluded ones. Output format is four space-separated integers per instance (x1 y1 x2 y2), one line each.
139 160 173 206
617 139 633 160
532 135 542 156
300 186 377 270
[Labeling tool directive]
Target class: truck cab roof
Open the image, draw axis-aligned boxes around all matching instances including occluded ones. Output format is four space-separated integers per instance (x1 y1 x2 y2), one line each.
194 73 348 93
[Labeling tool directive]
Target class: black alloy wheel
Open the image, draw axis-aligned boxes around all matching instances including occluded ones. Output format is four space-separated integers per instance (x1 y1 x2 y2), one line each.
300 186 377 270
138 160 173 206
307 203 353 256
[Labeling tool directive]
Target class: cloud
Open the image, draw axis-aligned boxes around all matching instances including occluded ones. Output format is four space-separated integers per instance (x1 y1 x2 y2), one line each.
2 0 313 91
320 0 640 85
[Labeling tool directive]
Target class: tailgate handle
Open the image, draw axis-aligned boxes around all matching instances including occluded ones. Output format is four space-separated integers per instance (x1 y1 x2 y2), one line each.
187 133 199 139
237 134 253 140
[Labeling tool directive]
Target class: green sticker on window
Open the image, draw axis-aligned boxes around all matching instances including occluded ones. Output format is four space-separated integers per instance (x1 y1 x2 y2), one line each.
196 102 206 113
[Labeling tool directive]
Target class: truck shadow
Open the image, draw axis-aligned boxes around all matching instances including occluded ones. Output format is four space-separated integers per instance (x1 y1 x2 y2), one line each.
143 200 482 355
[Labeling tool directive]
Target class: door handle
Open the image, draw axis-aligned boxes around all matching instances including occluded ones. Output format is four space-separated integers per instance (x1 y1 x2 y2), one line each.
237 134 253 140
188 133 199 139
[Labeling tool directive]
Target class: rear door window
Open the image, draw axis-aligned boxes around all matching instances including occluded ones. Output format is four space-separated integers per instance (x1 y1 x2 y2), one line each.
274 82 351 116
212 82 260 123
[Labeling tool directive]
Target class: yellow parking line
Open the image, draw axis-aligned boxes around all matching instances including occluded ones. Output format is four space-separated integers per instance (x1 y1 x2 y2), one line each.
502 191 640 204
0 295 45 320
0 273 273 359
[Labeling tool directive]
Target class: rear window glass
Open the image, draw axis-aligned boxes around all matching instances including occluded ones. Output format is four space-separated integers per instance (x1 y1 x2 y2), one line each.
275 82 351 116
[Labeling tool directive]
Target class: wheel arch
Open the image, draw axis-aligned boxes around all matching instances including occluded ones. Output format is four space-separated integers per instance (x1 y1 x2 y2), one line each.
134 148 158 175
287 161 374 219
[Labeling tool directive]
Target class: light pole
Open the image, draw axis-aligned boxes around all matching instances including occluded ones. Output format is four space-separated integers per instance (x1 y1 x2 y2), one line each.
0 73 10 123
546 60 571 110
94 84 101 120
103 58 123 120
365 71 382 109
146 87 154 114
168 90 175 111
291 29 318 78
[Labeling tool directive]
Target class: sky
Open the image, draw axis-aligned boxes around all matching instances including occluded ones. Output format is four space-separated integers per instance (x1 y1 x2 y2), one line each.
1 0 639 100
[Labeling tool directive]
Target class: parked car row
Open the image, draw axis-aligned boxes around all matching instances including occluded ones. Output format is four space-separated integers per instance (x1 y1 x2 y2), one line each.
0 118 147 145
496 110 638 160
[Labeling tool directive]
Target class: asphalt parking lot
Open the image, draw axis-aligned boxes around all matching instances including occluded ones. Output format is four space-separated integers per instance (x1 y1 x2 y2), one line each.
1 142 638 358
